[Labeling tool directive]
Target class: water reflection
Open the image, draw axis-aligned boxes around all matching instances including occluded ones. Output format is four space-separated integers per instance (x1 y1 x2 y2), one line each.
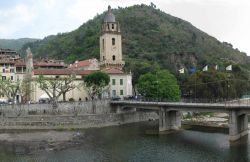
229 135 249 162
0 121 249 162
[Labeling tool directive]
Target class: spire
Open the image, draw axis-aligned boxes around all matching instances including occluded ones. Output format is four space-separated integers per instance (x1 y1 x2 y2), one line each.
26 47 33 59
104 5 115 22
26 47 33 74
108 5 111 13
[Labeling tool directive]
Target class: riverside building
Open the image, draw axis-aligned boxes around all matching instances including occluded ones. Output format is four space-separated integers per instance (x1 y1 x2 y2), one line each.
0 6 132 103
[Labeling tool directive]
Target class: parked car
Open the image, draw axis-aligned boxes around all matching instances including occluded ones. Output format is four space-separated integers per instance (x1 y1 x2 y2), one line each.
124 95 134 100
0 98 8 104
39 98 50 103
111 96 121 101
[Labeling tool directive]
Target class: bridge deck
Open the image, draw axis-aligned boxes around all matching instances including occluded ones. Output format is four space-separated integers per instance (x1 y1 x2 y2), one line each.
110 101 250 113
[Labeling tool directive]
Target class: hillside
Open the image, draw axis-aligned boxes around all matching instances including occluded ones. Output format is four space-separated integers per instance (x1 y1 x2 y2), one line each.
0 38 40 51
20 4 250 75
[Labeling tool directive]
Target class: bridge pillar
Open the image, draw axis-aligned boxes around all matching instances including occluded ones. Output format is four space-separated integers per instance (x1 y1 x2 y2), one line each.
159 108 181 131
229 110 248 141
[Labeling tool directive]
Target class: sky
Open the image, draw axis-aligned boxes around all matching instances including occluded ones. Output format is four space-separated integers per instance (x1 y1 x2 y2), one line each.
0 0 249 55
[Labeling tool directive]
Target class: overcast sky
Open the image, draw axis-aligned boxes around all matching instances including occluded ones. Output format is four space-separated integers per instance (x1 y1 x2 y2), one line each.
0 0 249 55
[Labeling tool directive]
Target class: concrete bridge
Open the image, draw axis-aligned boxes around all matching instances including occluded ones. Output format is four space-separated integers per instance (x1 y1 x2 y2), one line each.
110 101 250 141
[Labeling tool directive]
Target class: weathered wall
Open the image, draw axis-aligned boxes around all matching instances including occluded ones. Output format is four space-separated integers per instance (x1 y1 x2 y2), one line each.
0 100 158 129
0 112 158 129
0 100 111 117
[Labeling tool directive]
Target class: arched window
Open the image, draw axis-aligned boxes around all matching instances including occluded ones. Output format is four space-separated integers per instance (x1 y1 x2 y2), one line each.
112 24 114 29
112 38 115 45
112 55 116 61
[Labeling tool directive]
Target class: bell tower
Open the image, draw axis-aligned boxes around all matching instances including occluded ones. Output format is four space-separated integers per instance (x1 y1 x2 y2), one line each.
100 6 125 70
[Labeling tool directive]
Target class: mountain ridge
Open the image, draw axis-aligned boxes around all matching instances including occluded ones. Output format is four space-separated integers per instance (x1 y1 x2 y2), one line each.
19 4 250 75
0 38 40 51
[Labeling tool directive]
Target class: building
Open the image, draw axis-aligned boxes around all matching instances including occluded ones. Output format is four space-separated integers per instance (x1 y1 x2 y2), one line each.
0 6 132 103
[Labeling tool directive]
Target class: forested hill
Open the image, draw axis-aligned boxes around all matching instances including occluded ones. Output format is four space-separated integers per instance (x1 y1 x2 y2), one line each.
0 38 39 51
20 4 250 74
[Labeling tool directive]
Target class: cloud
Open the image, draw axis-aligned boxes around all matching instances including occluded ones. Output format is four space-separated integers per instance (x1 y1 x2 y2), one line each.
0 4 36 37
0 0 249 55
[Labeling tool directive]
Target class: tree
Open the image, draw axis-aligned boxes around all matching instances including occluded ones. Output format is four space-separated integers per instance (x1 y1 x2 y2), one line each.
0 78 21 108
84 71 110 100
136 70 181 101
125 60 160 95
19 77 34 104
83 71 110 113
183 69 250 101
36 75 78 109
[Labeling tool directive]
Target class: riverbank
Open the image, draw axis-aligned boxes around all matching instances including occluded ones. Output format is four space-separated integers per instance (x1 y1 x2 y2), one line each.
182 112 229 128
0 111 158 130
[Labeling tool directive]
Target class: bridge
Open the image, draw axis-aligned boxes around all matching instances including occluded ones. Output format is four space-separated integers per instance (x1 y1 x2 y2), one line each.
110 101 250 141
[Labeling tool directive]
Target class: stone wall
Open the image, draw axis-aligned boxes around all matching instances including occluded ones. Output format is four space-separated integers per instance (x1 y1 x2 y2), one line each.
0 100 111 117
0 100 158 129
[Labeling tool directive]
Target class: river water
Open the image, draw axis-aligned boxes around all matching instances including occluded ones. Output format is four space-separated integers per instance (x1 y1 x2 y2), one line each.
0 121 249 162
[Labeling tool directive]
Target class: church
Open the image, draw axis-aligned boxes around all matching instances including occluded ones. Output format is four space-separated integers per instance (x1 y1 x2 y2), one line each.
0 6 132 103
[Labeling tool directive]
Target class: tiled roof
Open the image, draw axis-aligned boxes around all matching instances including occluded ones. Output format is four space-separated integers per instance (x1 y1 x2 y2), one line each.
34 62 65 67
69 59 97 68
102 68 124 74
34 69 96 75
15 60 26 66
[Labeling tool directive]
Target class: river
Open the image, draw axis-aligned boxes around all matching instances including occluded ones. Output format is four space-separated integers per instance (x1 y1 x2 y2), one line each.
0 121 249 162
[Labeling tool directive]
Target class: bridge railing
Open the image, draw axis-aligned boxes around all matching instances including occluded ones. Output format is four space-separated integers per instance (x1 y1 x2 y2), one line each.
122 97 250 105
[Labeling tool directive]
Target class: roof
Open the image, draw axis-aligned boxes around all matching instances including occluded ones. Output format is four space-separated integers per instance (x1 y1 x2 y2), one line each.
102 68 124 74
104 6 116 23
34 62 65 67
34 69 95 75
69 59 97 69
34 67 124 76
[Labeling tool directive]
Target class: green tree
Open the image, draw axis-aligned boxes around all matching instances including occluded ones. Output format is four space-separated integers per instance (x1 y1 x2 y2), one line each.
136 70 181 101
84 71 110 100
125 60 160 95
183 69 250 100
84 71 110 113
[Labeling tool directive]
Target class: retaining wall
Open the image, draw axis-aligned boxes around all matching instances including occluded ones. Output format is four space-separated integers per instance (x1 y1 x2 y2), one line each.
0 100 158 129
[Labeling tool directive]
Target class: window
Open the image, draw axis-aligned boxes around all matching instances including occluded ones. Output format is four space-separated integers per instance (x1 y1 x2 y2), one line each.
112 24 114 29
2 69 5 73
10 69 14 73
120 90 123 95
103 56 105 60
55 76 59 78
107 24 110 30
10 76 14 80
16 67 22 73
112 38 115 45
102 39 105 50
2 76 6 80
120 79 123 85
112 79 116 85
112 90 116 97
112 55 116 61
